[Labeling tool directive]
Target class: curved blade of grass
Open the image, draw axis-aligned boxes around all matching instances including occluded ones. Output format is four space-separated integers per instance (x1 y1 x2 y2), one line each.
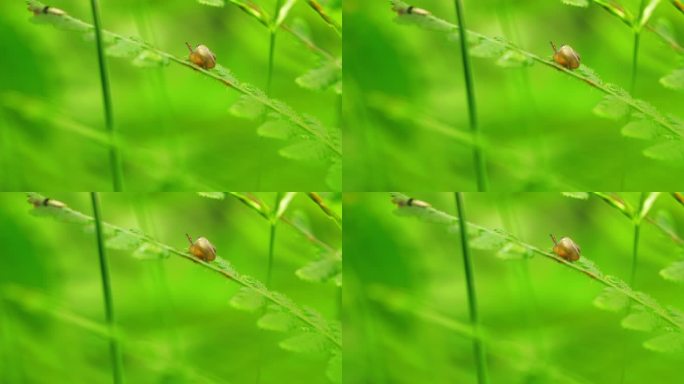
389 0 684 139
390 193 684 331
27 193 341 350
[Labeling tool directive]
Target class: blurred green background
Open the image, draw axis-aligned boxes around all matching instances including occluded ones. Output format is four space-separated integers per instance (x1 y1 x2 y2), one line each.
344 0 684 191
0 192 341 383
344 192 684 383
0 1 340 190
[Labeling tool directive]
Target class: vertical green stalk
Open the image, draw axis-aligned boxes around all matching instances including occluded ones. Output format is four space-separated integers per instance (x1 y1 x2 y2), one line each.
90 192 124 384
629 192 646 288
630 0 647 94
256 192 281 384
266 192 281 287
453 1 488 191
454 193 489 384
90 0 124 191
266 0 282 96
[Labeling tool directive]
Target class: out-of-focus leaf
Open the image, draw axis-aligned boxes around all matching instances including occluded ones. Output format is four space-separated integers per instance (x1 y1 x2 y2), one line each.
496 50 533 67
296 61 341 92
257 310 297 332
621 308 658 331
562 192 589 199
230 287 265 312
197 0 225 6
621 119 659 140
561 0 589 7
106 38 142 58
660 261 684 283
496 242 533 260
257 119 296 139
644 332 684 353
593 95 629 120
593 287 629 312
470 39 506 58
643 141 684 162
296 257 341 283
470 230 507 250
279 332 329 354
132 50 169 67
230 95 266 119
132 243 170 260
326 352 342 384
106 230 143 251
198 192 225 199
279 140 328 160
326 160 342 191
660 69 684 91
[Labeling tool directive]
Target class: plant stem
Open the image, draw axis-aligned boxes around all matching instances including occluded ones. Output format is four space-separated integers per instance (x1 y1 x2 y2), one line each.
90 192 124 384
629 193 646 287
454 192 489 384
630 0 647 94
453 0 488 191
90 0 124 191
267 192 281 287
266 0 283 96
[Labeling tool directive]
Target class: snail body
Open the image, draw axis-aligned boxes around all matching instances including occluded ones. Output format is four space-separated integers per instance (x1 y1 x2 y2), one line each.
186 234 217 262
186 43 216 69
550 234 581 262
550 42 580 70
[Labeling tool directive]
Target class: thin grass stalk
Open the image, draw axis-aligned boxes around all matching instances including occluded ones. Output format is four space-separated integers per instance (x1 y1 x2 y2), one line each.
90 192 124 384
630 0 647 94
454 192 489 384
453 1 488 191
267 192 281 287
89 0 124 191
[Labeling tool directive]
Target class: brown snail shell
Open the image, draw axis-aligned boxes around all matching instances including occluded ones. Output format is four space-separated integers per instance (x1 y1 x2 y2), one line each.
187 234 217 262
550 234 581 262
186 43 216 70
550 42 580 70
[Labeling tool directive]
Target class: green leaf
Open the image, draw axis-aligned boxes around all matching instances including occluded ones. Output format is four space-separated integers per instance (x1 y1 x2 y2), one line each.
229 287 265 312
133 243 170 260
621 309 658 331
106 38 142 58
279 140 328 160
654 210 676 235
562 192 589 199
496 50 533 68
290 17 312 40
621 119 659 140
106 230 143 251
561 0 589 7
660 69 684 91
279 332 329 354
197 0 225 6
257 310 297 332
230 95 266 120
496 242 533 260
593 287 629 312
197 192 226 199
275 0 298 28
470 230 507 250
639 192 661 220
653 18 675 43
326 160 342 191
296 258 341 283
593 95 629 120
326 353 342 384
660 261 684 283
643 141 684 162
469 39 506 58
639 0 662 29
257 119 295 139
132 50 169 68
296 61 341 92
643 332 684 353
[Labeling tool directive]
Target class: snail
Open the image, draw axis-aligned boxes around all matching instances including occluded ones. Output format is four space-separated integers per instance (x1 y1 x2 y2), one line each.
392 4 430 16
27 195 66 208
391 195 431 208
550 234 581 262
28 4 66 16
185 42 216 70
550 41 580 70
186 234 217 262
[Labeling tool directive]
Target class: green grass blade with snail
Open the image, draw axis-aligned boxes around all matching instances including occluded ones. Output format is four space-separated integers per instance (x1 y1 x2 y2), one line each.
390 192 684 332
389 0 684 140
28 193 342 351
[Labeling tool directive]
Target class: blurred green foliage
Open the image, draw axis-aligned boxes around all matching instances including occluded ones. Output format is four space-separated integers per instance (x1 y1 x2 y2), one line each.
0 1 341 190
0 192 341 383
344 0 684 191
344 192 684 383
